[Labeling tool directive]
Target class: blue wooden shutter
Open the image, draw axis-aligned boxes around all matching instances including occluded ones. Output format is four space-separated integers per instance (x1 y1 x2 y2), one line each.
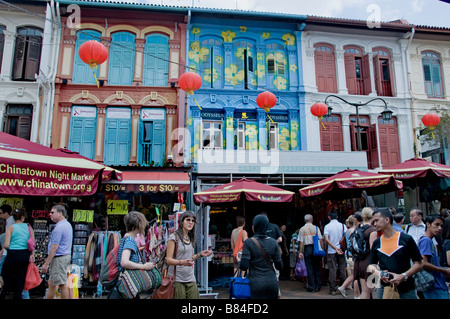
108 32 135 85
104 108 131 165
143 35 169 86
73 30 101 84
151 121 165 165
69 108 97 160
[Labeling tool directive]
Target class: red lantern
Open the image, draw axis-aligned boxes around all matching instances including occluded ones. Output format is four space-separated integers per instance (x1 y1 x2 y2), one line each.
256 91 277 113
421 113 440 129
78 40 108 87
178 72 202 95
310 102 329 120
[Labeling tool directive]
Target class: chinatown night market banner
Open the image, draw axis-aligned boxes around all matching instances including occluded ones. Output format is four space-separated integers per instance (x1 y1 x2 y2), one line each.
0 132 118 196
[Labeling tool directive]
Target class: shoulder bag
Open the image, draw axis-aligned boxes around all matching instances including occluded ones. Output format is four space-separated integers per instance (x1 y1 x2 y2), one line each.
27 223 36 252
413 236 436 291
313 226 326 257
151 233 178 299
338 224 347 251
251 237 275 273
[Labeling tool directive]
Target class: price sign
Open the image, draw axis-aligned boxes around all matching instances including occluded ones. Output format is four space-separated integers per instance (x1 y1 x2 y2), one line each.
107 200 129 215
73 210 94 222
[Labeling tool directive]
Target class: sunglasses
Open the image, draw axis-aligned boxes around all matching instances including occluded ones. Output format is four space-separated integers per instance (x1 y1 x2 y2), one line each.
184 218 196 223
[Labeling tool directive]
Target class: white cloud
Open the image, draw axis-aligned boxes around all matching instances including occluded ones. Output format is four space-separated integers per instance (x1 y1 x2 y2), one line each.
411 0 425 13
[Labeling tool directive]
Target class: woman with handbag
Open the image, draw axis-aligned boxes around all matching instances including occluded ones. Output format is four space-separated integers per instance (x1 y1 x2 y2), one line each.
239 214 283 299
0 208 35 299
165 211 213 299
109 211 156 299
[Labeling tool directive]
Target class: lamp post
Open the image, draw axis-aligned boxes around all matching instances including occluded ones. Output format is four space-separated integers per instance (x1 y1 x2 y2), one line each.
318 95 393 151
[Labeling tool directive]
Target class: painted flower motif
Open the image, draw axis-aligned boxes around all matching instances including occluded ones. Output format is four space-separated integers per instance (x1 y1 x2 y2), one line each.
240 26 247 32
222 30 236 43
282 33 295 46
257 52 265 61
226 117 234 132
190 41 200 50
279 127 290 151
203 68 219 84
214 56 224 65
251 78 258 86
256 64 265 78
188 46 209 63
290 64 298 72
273 76 287 90
191 28 201 35
262 32 270 39
245 124 258 140
291 120 299 132
235 47 253 60
225 64 244 86
186 116 193 126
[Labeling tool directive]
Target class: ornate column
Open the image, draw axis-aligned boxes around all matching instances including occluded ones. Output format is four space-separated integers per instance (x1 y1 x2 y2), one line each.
129 105 141 164
224 107 235 150
58 102 73 149
94 104 107 162
134 38 145 85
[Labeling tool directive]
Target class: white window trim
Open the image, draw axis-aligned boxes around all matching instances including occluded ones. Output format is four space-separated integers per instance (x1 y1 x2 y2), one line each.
201 120 223 150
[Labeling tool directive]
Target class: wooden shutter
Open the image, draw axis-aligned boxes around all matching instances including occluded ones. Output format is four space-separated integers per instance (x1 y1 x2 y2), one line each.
378 118 400 167
315 51 326 92
373 55 382 96
24 35 42 80
362 54 372 95
104 119 118 165
431 60 443 97
151 121 165 165
13 36 26 80
367 124 379 169
17 116 31 140
325 53 337 93
344 55 357 95
69 117 96 160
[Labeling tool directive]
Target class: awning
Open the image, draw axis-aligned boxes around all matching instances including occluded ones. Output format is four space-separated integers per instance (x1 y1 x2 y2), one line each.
102 171 190 193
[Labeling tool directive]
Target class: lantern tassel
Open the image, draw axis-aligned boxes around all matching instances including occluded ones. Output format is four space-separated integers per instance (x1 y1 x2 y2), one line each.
432 132 435 140
266 113 274 123
90 63 100 88
321 121 326 130
192 97 202 110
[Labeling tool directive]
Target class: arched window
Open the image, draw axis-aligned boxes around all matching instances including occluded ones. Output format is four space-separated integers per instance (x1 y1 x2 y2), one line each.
12 27 43 81
73 30 102 84
201 37 223 88
344 45 371 95
314 43 337 93
372 47 395 97
266 42 288 91
108 32 135 85
422 51 444 98
143 34 169 87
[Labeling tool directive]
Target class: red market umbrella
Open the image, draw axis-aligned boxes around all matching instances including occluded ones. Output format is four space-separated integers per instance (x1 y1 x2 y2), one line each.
193 178 294 205
0 132 121 196
379 157 450 181
299 168 403 199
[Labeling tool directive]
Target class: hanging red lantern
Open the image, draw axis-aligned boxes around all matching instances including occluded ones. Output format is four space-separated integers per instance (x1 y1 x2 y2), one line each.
422 113 440 139
78 40 108 87
256 91 277 112
178 72 203 109
310 102 329 120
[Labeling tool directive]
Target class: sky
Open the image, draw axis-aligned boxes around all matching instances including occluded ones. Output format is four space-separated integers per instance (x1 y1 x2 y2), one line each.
133 0 450 28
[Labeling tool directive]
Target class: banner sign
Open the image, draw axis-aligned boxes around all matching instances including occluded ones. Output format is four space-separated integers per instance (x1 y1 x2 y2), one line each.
73 209 94 222
106 199 129 215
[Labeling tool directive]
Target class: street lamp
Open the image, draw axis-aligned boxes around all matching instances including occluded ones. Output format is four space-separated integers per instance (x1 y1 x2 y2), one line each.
317 95 393 151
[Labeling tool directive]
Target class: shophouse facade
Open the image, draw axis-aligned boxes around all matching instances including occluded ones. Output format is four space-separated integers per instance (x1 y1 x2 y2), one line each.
0 0 59 146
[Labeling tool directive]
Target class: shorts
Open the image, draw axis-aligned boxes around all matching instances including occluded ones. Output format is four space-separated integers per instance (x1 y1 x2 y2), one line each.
289 252 298 268
49 255 71 286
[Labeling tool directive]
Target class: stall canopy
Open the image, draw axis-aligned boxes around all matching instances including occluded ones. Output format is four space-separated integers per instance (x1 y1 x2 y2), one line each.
0 132 122 196
193 178 294 204
299 168 403 199
102 171 191 193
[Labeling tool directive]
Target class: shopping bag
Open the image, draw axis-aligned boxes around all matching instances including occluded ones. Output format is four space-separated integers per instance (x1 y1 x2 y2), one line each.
294 257 308 278
313 226 326 257
229 270 250 299
24 262 42 290
116 268 157 299
382 284 400 299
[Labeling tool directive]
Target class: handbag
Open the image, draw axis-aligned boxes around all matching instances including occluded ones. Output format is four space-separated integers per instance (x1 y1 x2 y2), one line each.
338 224 347 251
294 257 308 277
229 269 250 299
382 284 400 299
313 226 326 257
151 233 178 299
413 269 435 291
24 262 42 290
27 223 36 252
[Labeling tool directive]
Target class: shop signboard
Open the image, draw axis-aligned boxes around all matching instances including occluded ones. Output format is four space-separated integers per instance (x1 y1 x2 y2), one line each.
73 209 94 222
106 199 129 215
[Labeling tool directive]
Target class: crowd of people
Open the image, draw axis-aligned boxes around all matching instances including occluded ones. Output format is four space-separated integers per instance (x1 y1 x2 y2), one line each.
230 207 450 299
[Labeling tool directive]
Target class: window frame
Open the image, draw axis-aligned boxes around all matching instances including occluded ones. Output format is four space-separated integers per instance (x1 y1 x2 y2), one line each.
12 26 43 81
201 120 223 150
421 51 444 98
143 33 170 87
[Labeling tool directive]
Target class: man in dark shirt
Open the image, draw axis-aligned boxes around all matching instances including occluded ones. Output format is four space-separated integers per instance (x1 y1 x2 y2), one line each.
368 208 423 299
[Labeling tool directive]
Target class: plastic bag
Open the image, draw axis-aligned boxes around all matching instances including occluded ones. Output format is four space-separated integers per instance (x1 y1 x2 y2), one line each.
294 257 308 278
24 262 42 291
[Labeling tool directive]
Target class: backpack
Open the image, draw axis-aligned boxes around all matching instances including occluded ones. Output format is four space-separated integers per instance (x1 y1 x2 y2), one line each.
349 224 371 259
100 238 124 290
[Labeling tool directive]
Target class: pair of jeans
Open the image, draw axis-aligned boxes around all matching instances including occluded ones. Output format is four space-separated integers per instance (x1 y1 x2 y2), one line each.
303 245 322 290
326 253 347 291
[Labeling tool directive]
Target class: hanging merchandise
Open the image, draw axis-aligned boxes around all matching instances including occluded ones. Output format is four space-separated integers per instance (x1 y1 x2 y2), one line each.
144 220 170 265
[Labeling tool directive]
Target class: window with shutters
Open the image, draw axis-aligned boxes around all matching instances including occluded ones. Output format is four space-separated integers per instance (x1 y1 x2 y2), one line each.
320 114 343 151
103 108 131 166
344 45 371 95
377 116 400 168
72 30 102 84
349 115 379 169
108 32 135 85
143 34 169 86
268 122 278 150
200 37 223 89
0 26 5 73
12 27 42 81
68 106 97 160
234 40 256 90
237 122 245 150
372 47 395 97
314 43 337 93
266 42 288 91
422 51 444 98
138 108 166 166
3 105 32 140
